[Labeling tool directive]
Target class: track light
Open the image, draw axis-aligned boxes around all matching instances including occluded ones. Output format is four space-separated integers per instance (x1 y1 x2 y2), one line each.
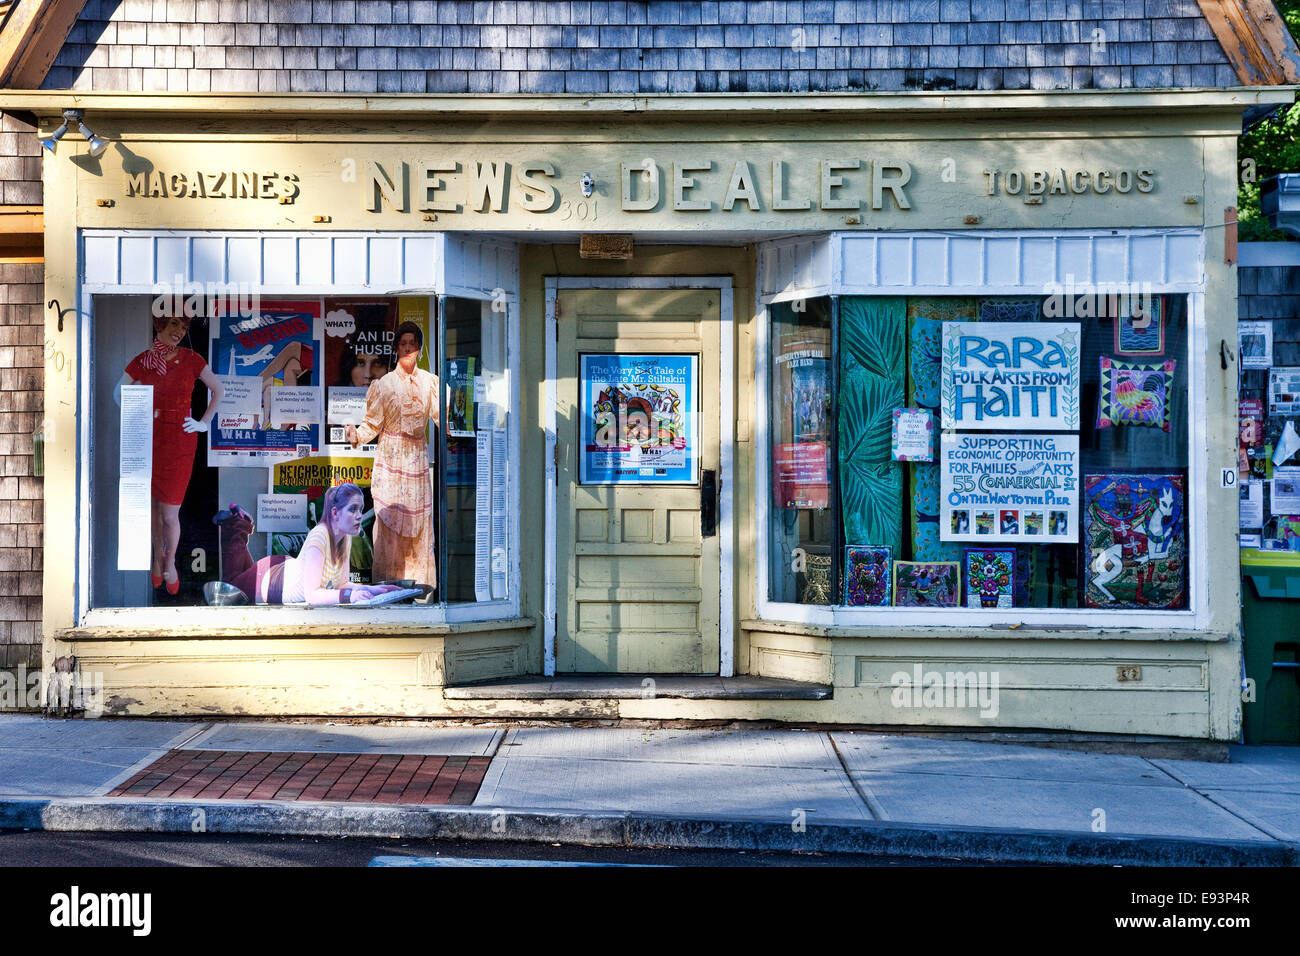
41 109 110 157
39 114 70 152
77 117 110 157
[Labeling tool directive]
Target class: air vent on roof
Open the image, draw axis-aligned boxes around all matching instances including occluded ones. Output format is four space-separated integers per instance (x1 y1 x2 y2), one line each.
1261 174 1300 238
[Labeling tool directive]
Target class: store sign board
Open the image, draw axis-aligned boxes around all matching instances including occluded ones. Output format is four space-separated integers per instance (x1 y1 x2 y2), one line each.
941 322 1081 431
95 133 1190 233
579 354 697 485
940 432 1079 543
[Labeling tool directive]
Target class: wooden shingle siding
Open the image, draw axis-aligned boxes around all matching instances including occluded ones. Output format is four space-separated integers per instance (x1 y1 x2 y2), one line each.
1240 264 1300 330
40 0 1239 93
0 111 41 206
0 260 42 675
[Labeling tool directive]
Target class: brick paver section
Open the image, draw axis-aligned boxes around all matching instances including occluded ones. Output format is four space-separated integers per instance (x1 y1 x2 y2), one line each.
108 751 492 806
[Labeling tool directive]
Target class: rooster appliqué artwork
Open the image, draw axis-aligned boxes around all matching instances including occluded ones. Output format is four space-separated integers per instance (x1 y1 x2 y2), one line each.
1097 357 1176 433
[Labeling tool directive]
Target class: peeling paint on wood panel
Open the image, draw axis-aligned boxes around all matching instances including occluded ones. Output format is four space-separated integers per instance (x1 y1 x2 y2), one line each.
1198 0 1300 85
1244 0 1300 81
751 647 832 685
69 680 1225 736
56 616 536 642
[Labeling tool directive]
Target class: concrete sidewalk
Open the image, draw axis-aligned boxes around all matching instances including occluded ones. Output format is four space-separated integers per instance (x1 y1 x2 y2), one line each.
0 714 1296 865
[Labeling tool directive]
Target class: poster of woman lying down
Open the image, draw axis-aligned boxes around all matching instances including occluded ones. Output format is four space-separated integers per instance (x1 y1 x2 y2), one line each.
212 488 425 607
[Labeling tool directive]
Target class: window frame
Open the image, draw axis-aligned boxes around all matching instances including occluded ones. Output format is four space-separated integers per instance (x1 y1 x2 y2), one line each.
74 232 522 629
754 230 1210 631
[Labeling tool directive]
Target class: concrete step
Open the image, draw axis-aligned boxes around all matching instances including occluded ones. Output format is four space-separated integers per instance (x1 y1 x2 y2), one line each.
443 674 833 701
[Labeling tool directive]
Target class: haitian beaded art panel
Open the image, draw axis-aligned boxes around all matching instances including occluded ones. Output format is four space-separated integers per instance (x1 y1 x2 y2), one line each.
892 561 960 608
843 545 892 607
1097 357 1176 432
1082 473 1186 609
963 548 1015 609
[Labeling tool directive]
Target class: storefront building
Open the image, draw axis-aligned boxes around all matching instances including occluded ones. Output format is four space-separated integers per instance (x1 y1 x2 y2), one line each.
3 1 1298 738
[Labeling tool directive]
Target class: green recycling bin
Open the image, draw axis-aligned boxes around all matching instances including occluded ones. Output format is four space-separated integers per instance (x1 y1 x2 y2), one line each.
1240 549 1300 744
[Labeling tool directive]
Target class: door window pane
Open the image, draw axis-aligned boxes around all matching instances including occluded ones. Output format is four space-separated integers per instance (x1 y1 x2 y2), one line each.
441 296 511 603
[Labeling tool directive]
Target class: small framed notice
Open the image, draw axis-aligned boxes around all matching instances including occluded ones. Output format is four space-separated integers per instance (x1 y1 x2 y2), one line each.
891 408 934 462
256 493 309 532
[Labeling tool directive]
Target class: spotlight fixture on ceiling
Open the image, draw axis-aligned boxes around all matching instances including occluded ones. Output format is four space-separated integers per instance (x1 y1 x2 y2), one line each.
41 109 110 157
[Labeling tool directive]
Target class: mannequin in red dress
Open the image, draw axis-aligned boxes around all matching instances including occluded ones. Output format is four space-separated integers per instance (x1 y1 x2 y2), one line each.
115 314 224 595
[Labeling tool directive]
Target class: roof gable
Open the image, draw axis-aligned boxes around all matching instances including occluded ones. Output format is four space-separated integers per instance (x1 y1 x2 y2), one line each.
0 0 89 87
4 0 1293 94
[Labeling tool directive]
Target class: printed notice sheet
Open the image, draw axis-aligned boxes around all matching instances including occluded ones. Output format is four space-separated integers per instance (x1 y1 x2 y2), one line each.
214 375 261 431
474 429 491 602
118 385 154 570
1272 468 1300 513
491 427 508 600
256 493 309 533
1240 479 1264 529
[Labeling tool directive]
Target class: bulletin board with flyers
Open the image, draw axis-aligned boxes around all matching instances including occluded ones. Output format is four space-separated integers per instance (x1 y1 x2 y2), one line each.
1238 312 1300 551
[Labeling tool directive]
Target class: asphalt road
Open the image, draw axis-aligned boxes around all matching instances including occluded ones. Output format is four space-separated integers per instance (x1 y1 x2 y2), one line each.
0 830 972 867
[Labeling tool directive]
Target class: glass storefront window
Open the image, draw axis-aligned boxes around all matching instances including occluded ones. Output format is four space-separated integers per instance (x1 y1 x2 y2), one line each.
441 296 510 604
768 297 834 604
767 293 1191 612
89 292 512 612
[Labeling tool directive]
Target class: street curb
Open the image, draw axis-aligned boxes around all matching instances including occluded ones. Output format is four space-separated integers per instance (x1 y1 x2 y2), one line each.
2 797 1296 866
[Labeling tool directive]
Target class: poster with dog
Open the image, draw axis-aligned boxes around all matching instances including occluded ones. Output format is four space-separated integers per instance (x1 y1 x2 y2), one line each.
1081 472 1186 609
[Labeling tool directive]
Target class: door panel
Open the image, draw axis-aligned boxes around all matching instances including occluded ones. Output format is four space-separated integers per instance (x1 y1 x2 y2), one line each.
556 288 721 674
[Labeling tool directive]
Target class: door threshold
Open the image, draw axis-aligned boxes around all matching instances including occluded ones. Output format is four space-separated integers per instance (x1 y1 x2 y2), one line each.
443 674 832 701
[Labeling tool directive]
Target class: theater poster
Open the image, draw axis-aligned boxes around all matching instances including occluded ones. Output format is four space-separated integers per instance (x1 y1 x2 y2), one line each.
270 456 376 585
321 297 433 456
209 299 323 466
580 354 697 485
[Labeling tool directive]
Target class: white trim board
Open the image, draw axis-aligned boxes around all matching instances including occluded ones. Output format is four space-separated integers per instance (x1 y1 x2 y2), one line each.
80 230 518 298
757 228 1207 304
544 276 736 678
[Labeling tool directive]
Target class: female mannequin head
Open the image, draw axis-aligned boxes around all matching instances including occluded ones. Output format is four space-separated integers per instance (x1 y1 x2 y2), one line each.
152 314 192 349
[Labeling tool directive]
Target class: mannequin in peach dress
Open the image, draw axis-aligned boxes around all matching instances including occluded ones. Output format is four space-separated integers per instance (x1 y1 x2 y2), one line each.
344 321 439 586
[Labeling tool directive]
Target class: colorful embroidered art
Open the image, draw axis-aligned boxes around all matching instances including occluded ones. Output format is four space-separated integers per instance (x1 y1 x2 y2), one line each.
905 301 974 565
980 298 1040 323
964 548 1014 608
1097 357 1176 432
893 561 960 607
1113 296 1165 356
1082 473 1186 609
843 546 892 606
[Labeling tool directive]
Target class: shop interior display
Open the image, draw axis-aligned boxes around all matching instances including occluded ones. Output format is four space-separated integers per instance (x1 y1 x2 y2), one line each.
93 294 508 610
770 293 1191 611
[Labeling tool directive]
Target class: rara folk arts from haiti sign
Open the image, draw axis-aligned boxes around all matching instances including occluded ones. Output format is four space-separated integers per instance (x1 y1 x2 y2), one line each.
941 323 1081 431
940 433 1080 543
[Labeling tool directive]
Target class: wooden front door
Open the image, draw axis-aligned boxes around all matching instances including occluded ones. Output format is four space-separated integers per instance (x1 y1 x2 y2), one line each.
555 287 722 673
